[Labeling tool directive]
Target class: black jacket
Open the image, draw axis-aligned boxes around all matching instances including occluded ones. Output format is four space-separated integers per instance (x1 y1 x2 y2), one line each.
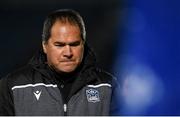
0 44 121 115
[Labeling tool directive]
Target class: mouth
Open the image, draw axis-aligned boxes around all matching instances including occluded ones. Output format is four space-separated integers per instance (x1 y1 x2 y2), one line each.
60 60 75 65
61 60 75 62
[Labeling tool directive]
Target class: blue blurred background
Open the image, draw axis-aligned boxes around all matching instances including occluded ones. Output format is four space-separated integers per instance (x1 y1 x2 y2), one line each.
0 0 179 115
113 0 180 115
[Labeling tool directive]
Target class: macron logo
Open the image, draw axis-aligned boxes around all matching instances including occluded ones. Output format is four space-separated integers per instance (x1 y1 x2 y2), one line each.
33 90 42 100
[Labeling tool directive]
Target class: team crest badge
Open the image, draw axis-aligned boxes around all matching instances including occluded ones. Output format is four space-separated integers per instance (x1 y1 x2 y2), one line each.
86 89 100 103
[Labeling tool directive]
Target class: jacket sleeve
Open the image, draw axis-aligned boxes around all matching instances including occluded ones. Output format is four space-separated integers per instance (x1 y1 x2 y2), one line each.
0 77 15 115
110 77 122 115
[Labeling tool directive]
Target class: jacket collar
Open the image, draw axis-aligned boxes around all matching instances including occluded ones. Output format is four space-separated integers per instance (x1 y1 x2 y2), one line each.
28 43 98 98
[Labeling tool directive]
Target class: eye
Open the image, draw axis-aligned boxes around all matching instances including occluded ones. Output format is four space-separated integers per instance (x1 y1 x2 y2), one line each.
69 41 81 47
54 43 65 47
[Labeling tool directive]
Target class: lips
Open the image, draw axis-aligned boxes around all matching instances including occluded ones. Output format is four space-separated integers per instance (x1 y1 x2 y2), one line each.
60 60 75 62
60 60 76 65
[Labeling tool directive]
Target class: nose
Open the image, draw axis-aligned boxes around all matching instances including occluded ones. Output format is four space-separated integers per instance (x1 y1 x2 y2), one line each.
63 45 73 58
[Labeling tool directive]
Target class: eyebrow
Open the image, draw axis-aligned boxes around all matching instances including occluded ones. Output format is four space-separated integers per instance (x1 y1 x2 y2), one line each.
54 40 81 45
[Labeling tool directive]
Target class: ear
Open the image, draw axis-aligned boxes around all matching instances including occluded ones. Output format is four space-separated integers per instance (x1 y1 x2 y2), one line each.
42 41 47 54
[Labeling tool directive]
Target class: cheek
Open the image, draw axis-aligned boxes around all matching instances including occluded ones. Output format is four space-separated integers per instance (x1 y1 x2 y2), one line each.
47 49 61 61
75 47 84 60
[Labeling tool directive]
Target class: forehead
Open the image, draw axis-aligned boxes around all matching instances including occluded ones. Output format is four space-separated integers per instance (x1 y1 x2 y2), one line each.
50 21 81 42
51 20 80 32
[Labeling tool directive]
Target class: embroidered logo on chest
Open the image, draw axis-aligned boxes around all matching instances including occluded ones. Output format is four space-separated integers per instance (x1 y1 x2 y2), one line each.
86 89 100 103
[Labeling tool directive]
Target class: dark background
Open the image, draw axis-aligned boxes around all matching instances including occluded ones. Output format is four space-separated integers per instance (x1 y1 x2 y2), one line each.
0 0 122 77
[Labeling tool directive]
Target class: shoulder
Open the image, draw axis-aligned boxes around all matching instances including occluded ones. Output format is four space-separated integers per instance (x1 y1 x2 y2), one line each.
95 68 114 79
6 65 33 79
1 65 34 88
93 68 118 86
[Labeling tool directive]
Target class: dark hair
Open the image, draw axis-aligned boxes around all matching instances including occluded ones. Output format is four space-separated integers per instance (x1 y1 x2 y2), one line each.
42 9 86 43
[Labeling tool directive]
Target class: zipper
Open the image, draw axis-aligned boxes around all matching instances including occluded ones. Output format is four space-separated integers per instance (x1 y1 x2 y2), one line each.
55 80 68 115
63 104 67 115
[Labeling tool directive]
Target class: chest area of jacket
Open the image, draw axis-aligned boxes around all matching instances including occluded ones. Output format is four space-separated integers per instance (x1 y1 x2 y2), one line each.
11 83 112 115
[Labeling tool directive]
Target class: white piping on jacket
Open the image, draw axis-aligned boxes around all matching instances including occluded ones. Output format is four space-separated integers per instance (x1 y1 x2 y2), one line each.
87 83 111 88
12 83 57 90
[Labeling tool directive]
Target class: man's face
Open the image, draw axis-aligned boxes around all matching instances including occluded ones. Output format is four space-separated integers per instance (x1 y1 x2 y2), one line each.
43 21 84 73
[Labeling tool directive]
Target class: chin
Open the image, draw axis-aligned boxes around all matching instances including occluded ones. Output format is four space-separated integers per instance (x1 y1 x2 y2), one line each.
59 67 76 73
61 70 74 73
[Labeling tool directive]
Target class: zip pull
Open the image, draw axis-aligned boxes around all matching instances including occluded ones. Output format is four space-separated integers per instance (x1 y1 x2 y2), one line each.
64 104 67 112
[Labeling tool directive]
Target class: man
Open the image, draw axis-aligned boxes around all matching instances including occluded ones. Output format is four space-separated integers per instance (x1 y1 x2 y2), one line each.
0 9 120 115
